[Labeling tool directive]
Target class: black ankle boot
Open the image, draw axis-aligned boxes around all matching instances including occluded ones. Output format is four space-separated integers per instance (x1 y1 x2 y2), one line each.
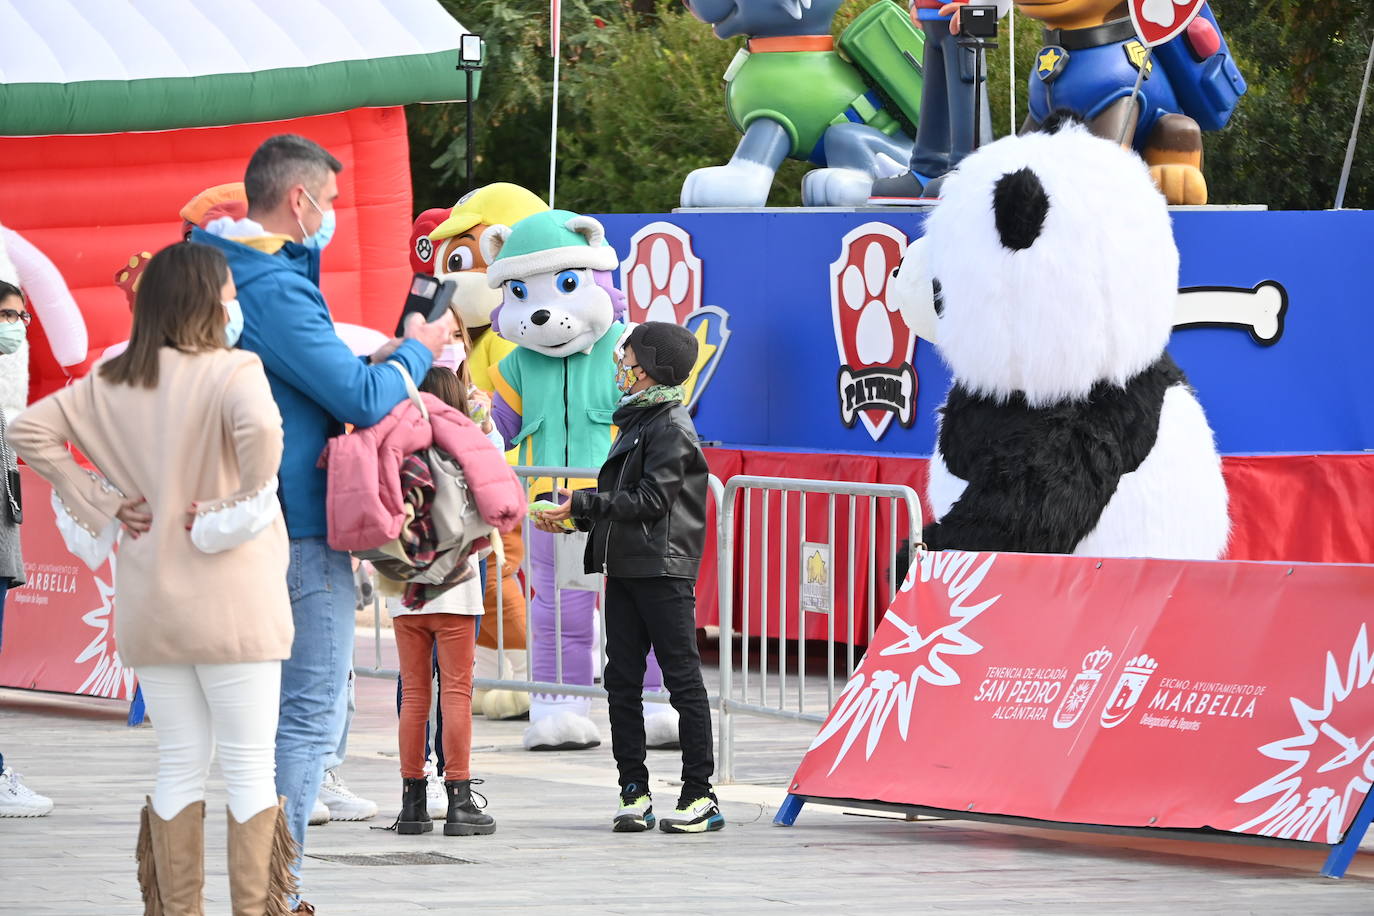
444 779 496 836
397 777 433 835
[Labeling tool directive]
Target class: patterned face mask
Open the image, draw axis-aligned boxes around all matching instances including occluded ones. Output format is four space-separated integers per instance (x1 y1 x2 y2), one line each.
615 360 640 394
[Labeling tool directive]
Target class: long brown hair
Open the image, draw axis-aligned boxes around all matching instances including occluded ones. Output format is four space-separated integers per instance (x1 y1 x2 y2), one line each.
419 366 470 415
100 242 229 388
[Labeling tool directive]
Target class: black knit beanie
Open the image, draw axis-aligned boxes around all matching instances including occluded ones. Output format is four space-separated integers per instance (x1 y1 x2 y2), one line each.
627 321 698 386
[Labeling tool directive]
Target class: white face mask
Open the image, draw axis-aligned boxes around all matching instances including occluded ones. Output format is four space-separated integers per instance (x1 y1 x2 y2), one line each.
0 321 26 355
224 298 244 347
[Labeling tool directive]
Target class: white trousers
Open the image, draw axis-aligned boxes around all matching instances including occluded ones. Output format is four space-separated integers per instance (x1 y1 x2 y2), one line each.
135 661 281 823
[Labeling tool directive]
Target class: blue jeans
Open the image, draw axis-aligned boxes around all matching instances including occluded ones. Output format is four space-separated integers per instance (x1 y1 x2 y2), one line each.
275 538 355 895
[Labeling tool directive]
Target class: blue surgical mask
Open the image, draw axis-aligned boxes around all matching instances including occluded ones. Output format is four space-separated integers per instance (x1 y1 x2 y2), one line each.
304 208 336 251
0 321 25 355
298 188 335 251
224 298 244 347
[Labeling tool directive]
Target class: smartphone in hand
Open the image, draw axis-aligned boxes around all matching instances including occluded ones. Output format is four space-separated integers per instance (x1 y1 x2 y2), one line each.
396 273 458 337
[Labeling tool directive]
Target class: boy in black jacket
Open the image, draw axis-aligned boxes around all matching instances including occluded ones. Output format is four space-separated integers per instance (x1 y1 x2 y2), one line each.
533 322 721 834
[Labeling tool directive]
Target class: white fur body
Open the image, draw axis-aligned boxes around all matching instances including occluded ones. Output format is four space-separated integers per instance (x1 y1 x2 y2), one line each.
913 124 1229 562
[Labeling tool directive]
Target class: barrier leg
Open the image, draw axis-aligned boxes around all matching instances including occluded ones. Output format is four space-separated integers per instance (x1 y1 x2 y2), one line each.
1322 788 1374 878
774 794 806 827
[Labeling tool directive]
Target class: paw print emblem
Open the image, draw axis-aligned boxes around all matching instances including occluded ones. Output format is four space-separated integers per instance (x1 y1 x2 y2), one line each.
621 222 702 325
414 236 433 264
829 223 918 442
1130 0 1205 46
619 222 731 410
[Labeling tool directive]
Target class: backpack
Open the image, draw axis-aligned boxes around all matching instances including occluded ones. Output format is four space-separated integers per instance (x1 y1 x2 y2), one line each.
1154 3 1248 132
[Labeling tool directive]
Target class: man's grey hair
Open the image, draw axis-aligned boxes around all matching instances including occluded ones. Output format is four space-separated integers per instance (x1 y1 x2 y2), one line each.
244 134 343 212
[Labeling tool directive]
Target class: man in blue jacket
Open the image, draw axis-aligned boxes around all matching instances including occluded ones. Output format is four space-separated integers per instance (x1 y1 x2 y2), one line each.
195 134 448 910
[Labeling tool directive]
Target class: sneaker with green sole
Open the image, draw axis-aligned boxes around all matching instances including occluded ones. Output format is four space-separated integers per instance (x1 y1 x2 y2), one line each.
659 791 724 834
613 783 655 832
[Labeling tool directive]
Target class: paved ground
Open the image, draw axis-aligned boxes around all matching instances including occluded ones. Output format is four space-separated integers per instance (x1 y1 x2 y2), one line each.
3 632 1373 915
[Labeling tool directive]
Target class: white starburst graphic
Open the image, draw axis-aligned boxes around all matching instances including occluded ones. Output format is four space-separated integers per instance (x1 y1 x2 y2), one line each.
73 554 134 701
809 551 1000 773
1233 625 1374 843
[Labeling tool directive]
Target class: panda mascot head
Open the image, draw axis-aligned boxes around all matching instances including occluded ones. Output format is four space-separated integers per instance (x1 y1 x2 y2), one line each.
895 116 1229 562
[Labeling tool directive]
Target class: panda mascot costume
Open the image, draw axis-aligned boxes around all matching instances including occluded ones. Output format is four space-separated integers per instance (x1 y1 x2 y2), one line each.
894 116 1229 560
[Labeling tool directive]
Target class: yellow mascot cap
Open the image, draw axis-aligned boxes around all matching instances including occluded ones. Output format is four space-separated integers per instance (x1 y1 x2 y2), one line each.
429 183 549 242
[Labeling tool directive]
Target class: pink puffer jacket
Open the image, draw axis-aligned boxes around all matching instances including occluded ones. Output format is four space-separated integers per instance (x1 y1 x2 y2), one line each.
319 394 525 552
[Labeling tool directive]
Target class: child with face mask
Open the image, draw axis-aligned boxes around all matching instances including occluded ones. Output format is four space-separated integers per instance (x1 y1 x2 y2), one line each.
533 321 722 834
10 242 295 912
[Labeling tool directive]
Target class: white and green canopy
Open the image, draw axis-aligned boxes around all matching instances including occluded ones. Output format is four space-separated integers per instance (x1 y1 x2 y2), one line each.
0 0 478 136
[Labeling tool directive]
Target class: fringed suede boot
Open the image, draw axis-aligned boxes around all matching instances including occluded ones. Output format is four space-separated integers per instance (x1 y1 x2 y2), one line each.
136 797 206 915
227 796 299 916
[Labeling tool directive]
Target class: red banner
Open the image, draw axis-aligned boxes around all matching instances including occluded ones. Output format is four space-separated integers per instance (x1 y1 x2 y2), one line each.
790 550 1374 844
0 469 133 699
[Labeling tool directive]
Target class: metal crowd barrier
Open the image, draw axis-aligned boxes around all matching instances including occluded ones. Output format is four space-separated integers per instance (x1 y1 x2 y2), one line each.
358 466 725 710
715 477 922 783
355 464 920 784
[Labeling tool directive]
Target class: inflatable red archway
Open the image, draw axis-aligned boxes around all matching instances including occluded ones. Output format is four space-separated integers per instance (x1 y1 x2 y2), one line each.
0 106 414 402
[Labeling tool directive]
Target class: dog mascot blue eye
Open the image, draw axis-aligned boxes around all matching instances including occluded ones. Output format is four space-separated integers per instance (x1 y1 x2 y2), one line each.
556 270 581 294
509 280 529 300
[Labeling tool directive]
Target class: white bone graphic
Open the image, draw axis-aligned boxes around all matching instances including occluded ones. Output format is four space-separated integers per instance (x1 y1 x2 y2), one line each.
1173 281 1287 346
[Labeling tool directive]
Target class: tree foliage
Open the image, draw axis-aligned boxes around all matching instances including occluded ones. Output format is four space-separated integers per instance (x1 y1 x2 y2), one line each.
408 0 1374 212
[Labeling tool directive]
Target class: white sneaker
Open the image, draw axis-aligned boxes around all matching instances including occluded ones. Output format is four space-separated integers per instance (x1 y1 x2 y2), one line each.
0 767 54 817
318 768 378 821
309 798 330 826
426 773 447 820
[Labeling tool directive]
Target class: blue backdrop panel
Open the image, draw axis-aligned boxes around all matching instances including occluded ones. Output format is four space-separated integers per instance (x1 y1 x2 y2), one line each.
595 211 1374 457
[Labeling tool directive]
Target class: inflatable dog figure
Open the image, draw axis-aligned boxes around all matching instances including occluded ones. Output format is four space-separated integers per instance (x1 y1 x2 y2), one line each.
895 117 1229 560
682 0 920 207
484 210 679 751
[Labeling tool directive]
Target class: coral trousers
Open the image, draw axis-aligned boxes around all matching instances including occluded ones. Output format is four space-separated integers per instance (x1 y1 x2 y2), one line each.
394 613 477 781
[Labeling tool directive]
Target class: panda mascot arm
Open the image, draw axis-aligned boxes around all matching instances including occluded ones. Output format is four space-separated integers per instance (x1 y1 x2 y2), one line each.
927 354 1188 554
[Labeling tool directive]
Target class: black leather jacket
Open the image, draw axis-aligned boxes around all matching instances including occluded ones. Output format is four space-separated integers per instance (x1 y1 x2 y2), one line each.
570 399 709 578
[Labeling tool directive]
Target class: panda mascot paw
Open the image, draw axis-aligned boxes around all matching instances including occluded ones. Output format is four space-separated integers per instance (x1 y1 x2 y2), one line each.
644 705 681 750
891 114 1229 561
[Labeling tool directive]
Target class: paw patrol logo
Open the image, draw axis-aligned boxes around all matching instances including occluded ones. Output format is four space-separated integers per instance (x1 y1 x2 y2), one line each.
414 235 434 265
619 222 731 411
1130 0 1206 47
830 223 917 442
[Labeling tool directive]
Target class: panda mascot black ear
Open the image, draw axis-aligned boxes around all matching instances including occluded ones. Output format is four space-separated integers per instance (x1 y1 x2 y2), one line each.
1037 108 1087 134
993 167 1049 251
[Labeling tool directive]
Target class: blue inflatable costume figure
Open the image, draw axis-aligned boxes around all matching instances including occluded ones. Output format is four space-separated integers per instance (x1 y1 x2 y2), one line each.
870 0 1011 202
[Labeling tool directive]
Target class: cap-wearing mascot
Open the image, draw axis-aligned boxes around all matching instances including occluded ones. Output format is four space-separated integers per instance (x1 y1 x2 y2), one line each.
483 210 679 751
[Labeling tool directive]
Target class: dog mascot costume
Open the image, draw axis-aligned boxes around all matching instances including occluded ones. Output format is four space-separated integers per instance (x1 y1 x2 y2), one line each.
482 209 680 751
892 115 1229 561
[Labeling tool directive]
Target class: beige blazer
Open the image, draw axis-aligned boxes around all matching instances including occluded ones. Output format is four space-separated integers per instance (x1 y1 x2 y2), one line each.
10 348 292 667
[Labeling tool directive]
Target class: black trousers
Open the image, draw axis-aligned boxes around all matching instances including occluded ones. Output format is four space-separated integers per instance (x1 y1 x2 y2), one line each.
603 575 714 794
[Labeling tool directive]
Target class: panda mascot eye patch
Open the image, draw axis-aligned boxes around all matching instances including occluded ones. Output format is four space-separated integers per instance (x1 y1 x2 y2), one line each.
992 168 1050 252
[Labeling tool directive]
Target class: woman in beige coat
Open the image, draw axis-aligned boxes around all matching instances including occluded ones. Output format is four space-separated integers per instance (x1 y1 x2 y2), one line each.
11 242 295 916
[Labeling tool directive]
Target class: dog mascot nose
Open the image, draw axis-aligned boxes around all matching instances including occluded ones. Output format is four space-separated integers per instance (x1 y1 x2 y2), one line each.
531 309 551 326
